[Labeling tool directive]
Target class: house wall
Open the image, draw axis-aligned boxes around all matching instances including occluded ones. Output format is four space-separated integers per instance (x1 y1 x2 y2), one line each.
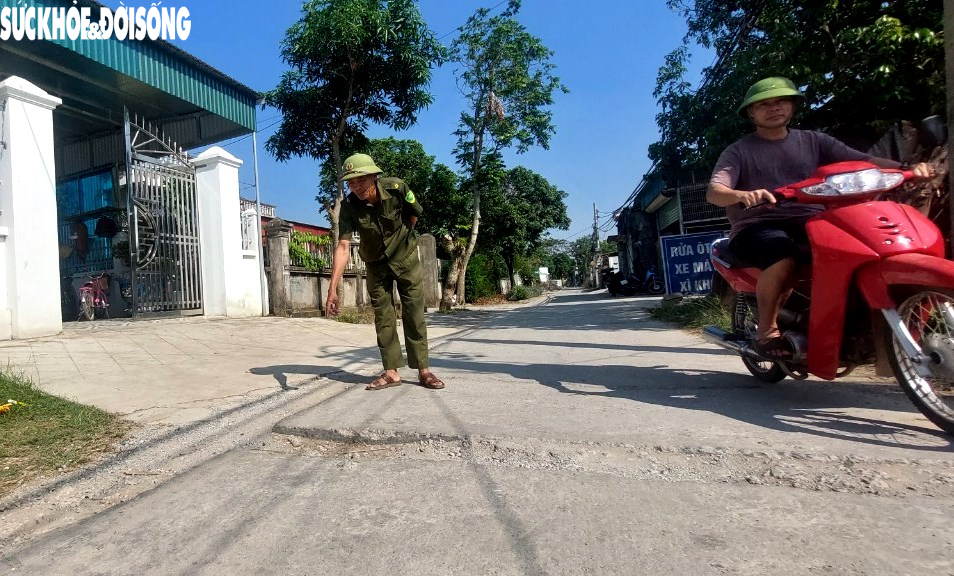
0 77 63 339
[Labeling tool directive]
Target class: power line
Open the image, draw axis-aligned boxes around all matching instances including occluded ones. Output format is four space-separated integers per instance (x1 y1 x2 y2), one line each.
436 0 509 41
555 226 593 242
218 118 283 148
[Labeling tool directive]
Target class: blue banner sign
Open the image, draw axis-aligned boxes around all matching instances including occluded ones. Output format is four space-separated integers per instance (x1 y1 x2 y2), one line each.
660 232 727 294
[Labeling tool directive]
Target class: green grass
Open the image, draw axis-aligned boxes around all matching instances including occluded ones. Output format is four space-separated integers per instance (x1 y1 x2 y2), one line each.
0 373 131 499
649 295 732 332
334 305 377 324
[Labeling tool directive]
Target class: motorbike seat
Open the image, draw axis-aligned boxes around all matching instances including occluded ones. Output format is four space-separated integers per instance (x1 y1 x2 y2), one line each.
710 238 752 269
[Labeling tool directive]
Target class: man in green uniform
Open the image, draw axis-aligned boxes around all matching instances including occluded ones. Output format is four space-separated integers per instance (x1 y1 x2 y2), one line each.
325 153 445 391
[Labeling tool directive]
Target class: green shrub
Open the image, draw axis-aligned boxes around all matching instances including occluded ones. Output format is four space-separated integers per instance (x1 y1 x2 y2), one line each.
465 253 499 301
289 231 330 272
508 284 542 301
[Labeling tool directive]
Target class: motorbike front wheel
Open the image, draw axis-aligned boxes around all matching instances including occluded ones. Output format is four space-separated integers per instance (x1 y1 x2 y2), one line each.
79 291 95 321
732 294 786 383
886 289 954 434
646 277 665 295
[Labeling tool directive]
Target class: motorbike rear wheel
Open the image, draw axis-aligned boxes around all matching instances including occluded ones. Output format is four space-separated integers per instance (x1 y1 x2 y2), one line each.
885 289 954 434
79 291 95 321
733 294 786 383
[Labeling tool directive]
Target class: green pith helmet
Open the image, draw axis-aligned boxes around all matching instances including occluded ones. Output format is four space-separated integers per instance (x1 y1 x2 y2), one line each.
340 153 383 181
737 76 804 117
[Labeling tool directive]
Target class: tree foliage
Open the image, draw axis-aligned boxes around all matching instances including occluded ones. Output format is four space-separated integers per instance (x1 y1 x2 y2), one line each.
567 236 598 286
480 166 570 284
441 0 568 310
526 239 576 282
652 0 944 182
264 0 444 240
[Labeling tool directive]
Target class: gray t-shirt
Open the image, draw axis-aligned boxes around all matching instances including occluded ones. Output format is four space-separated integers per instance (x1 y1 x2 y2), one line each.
710 129 871 237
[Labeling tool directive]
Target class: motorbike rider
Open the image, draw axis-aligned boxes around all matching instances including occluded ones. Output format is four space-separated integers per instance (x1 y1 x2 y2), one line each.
707 76 933 360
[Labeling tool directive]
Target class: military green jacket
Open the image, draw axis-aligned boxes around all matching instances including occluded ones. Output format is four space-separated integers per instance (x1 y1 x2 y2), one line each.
339 176 424 266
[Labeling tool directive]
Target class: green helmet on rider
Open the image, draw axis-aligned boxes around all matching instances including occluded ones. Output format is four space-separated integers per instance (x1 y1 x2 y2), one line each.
737 76 805 117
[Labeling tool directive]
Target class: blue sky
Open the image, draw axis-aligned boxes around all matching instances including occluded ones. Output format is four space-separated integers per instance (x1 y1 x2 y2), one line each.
124 1 711 242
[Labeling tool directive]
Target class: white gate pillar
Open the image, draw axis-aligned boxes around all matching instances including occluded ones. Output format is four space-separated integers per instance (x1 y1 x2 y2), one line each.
0 77 62 339
194 146 263 317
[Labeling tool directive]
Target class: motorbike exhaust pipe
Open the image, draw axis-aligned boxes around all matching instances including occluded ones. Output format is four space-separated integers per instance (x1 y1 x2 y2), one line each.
702 326 808 363
701 326 766 362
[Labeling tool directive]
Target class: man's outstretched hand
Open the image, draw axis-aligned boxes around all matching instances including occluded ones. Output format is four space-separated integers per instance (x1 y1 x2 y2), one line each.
325 292 340 317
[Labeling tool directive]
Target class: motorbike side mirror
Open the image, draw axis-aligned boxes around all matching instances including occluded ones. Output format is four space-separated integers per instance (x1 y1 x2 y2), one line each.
919 115 947 148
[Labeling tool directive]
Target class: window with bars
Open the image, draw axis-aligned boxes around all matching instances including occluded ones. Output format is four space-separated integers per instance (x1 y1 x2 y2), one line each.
678 183 727 224
56 167 123 276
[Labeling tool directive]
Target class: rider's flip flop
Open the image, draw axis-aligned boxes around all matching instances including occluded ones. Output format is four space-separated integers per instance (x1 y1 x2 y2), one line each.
755 336 794 360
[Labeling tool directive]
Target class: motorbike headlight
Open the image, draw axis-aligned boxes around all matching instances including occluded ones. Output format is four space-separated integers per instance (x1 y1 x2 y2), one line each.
800 168 905 196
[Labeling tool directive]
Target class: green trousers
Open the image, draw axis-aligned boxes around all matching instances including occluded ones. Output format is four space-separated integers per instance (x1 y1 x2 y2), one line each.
365 253 429 370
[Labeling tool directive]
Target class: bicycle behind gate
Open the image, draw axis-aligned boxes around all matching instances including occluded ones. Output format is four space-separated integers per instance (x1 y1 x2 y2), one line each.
77 272 111 320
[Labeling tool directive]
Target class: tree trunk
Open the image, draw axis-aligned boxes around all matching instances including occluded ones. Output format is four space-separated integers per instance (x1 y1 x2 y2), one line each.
458 205 480 304
504 253 516 291
440 254 465 312
330 195 343 246
438 234 464 312
330 146 344 246
457 124 487 304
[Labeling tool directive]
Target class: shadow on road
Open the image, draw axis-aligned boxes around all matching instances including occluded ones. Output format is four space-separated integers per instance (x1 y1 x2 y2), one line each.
430 355 953 451
249 365 373 391
430 289 954 451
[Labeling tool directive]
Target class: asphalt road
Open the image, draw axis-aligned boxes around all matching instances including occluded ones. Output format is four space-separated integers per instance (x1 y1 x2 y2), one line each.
3 289 953 575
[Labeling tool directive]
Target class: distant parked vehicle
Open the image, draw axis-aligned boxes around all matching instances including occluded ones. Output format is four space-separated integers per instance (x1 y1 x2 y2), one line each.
602 266 665 296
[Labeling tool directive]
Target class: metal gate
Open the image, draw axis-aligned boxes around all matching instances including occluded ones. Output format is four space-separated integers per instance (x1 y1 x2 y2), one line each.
124 111 203 317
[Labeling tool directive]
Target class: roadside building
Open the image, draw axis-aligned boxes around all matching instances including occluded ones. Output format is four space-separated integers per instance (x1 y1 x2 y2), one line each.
1 0 264 337
612 173 730 294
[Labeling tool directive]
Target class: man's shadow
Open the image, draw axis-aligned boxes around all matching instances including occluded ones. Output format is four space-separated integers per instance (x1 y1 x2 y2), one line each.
249 364 372 391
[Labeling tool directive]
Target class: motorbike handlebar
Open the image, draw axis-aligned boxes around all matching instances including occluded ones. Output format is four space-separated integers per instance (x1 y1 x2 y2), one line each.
738 191 785 211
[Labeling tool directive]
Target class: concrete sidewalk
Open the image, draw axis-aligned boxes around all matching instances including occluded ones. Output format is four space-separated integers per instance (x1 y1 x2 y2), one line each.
0 311 477 426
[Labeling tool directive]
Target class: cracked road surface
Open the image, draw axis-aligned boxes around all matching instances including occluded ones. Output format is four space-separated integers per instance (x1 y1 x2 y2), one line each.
3 289 954 575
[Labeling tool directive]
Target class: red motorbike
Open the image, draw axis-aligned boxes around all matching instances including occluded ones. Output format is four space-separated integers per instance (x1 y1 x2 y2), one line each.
704 160 954 433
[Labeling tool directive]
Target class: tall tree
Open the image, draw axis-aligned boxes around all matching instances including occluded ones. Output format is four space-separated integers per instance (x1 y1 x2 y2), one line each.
527 239 575 282
568 236 596 287
481 166 570 285
445 0 567 308
652 0 943 182
263 0 445 242
568 237 615 287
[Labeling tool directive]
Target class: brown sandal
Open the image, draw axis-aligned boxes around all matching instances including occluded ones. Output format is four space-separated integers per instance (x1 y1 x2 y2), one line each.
366 373 401 391
417 372 445 390
755 336 794 360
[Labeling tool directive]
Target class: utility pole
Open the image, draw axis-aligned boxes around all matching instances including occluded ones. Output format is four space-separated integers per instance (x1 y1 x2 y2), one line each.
592 203 599 287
